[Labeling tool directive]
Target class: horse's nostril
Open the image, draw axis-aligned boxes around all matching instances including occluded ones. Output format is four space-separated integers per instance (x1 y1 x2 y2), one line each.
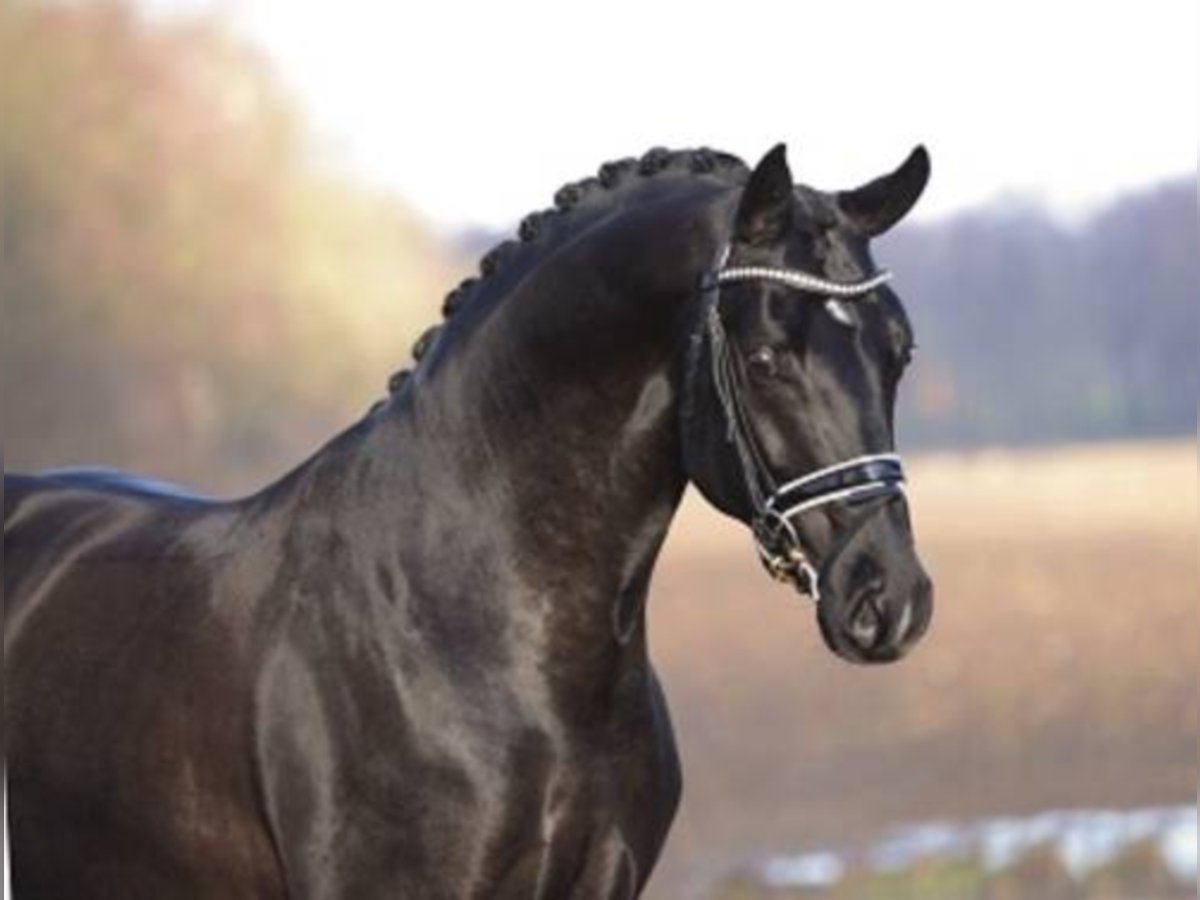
849 595 883 649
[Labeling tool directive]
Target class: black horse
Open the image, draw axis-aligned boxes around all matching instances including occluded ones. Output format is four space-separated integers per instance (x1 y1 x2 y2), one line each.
4 143 933 898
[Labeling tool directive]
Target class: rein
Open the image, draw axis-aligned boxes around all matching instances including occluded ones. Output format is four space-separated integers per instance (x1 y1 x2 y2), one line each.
687 248 907 601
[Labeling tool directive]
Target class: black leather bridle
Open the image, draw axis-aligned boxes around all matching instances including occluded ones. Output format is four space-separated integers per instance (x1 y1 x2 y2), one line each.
685 247 907 601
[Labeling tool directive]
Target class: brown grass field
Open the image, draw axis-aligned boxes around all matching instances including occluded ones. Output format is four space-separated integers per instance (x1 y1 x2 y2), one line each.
643 440 1197 898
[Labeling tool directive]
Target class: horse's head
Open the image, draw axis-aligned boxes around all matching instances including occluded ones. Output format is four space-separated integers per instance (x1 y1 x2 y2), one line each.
682 144 933 664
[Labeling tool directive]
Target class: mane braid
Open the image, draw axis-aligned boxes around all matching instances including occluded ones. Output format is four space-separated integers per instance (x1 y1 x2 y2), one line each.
384 146 747 395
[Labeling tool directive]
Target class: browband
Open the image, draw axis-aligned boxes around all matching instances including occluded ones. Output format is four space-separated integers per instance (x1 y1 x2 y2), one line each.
716 265 893 297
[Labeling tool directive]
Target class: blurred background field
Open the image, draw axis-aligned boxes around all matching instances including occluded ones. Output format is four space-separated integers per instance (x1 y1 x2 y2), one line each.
648 441 1196 897
3 3 1196 898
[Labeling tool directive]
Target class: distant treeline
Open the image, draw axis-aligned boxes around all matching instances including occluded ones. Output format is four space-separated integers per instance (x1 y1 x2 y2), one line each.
459 179 1197 452
877 181 1198 449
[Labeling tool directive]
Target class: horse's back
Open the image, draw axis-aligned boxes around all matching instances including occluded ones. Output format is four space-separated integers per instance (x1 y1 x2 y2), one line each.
4 466 213 531
4 465 244 724
35 465 213 501
4 468 213 625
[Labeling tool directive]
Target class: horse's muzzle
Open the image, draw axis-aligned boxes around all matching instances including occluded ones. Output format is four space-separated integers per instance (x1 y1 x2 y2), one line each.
817 563 933 664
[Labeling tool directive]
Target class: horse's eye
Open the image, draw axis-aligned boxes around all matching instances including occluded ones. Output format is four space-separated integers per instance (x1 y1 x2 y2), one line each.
746 346 778 378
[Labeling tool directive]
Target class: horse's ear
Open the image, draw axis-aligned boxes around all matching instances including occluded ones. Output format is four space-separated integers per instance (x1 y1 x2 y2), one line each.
837 145 930 237
733 143 794 246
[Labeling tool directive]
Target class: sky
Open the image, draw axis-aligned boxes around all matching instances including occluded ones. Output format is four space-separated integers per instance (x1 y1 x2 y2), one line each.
149 0 1197 234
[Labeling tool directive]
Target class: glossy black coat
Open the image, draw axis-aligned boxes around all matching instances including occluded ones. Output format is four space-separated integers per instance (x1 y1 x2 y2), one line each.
4 145 931 898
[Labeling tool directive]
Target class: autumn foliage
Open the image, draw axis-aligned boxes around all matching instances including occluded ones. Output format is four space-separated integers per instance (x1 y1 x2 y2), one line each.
3 2 457 491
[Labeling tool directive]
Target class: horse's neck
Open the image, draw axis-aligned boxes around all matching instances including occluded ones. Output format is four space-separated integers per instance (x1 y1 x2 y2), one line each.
267 193 721 682
409 270 694 605
391 203 717 580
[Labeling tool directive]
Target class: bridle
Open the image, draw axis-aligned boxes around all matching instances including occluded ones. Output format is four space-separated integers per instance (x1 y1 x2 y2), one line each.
685 246 907 602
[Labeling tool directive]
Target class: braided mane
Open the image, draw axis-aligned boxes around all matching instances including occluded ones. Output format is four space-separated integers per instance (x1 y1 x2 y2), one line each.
385 146 748 394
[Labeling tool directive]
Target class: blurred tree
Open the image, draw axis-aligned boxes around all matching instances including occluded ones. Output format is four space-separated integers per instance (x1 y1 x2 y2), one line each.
877 181 1198 449
2 1 457 492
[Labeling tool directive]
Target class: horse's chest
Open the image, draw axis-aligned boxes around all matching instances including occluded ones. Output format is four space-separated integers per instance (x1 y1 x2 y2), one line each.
464 723 680 898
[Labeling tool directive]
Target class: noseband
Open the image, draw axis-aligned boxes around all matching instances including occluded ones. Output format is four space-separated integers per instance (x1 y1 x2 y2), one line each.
686 248 907 601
